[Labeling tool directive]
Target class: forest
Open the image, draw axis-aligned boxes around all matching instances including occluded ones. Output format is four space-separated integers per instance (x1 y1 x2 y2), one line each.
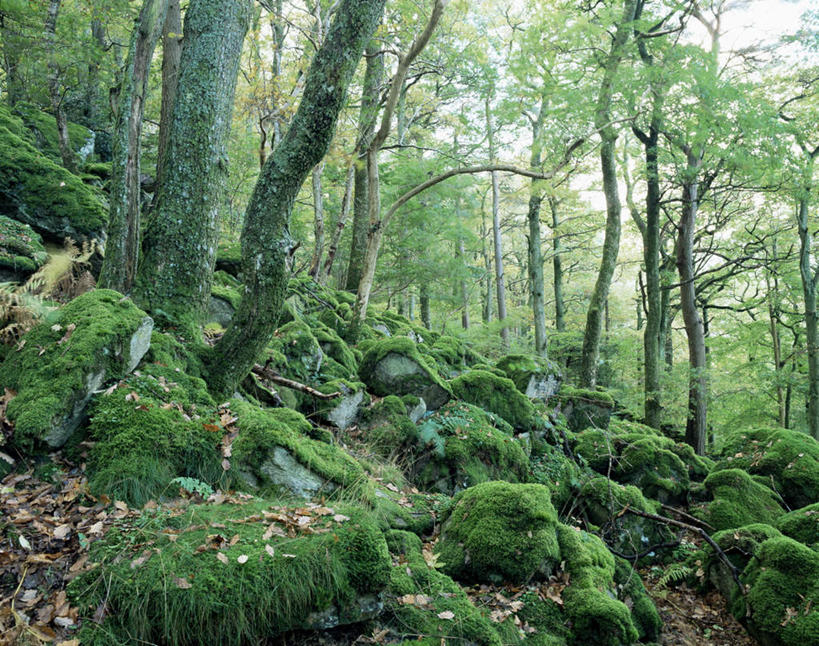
0 0 818 644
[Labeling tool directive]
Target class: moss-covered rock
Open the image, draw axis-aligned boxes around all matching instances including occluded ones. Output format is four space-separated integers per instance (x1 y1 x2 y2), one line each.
86 364 220 506
382 530 504 646
228 399 367 498
311 378 369 431
714 427 819 509
358 336 451 409
496 354 561 401
450 369 538 430
438 481 560 584
733 536 819 646
530 443 591 511
695 469 784 532
69 501 391 645
558 386 614 432
265 319 324 383
215 239 242 277
12 101 93 163
359 394 419 458
0 106 106 242
207 270 241 327
613 557 662 642
616 437 691 504
313 321 358 377
775 503 819 546
0 214 47 280
1 290 153 451
413 402 529 494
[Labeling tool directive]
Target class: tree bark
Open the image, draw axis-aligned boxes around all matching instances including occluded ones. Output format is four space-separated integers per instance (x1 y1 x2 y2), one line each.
458 237 470 329
677 151 707 455
420 284 431 329
208 0 386 394
527 94 548 357
550 198 565 332
308 162 325 277
798 186 819 440
155 0 181 189
99 0 169 292
318 162 354 283
43 0 75 173
487 95 510 350
578 0 637 388
134 0 252 327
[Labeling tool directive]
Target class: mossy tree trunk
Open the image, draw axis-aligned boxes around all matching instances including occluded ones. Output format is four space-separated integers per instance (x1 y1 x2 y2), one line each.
550 197 565 332
208 0 387 395
155 0 181 190
527 94 548 357
43 0 75 173
318 162 354 283
420 284 431 329
487 95 510 350
458 237 470 329
308 161 325 278
99 0 169 293
578 0 637 388
344 40 384 292
133 0 252 326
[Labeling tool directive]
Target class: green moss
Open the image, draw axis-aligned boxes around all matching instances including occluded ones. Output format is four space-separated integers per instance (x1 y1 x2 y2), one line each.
82 161 111 180
695 468 784 532
1 290 152 451
714 427 819 509
733 536 819 646
360 395 418 458
697 523 783 594
383 529 503 646
209 270 242 310
530 443 590 511
12 101 91 161
413 402 529 494
0 214 47 276
616 437 690 503
450 369 537 429
228 399 367 495
313 321 358 377
775 503 819 546
215 239 242 277
0 106 106 239
613 557 662 642
559 386 614 407
496 354 560 396
558 386 614 432
69 501 391 646
374 490 449 535
265 319 324 382
438 481 559 584
87 365 220 505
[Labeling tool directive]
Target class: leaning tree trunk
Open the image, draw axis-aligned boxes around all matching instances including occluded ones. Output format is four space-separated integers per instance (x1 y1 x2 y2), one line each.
527 95 548 357
99 0 169 292
677 152 707 455
798 190 819 440
308 162 325 277
578 0 637 388
208 0 386 394
133 0 252 327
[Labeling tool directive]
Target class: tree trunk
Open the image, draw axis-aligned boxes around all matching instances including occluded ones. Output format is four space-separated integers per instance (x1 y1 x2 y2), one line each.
308 162 325 277
482 203 494 323
208 0 386 394
798 191 819 440
458 237 470 329
486 95 509 349
99 0 169 293
550 198 565 333
677 152 707 455
420 284 431 329
528 95 548 357
578 0 637 387
319 162 354 283
155 0 181 188
43 0 75 173
134 0 252 327
766 270 786 427
344 41 384 291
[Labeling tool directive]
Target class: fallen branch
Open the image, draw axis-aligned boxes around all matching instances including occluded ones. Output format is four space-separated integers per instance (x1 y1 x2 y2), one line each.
252 364 341 400
660 502 715 531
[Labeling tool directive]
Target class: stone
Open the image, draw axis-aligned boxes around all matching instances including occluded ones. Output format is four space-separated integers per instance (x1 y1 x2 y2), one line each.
496 354 562 402
256 446 337 498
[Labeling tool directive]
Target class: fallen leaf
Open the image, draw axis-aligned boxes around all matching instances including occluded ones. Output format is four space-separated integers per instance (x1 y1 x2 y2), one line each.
237 554 248 564
437 611 455 620
53 523 72 540
174 577 192 589
265 544 275 558
19 535 31 550
333 514 350 523
216 552 229 564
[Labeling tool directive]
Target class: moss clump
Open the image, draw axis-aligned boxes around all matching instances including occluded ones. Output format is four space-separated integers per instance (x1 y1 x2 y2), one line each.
714 427 819 509
215 239 242 277
0 214 47 276
383 530 503 646
358 336 451 408
496 354 561 398
0 106 106 240
556 525 640 646
1 290 153 451
613 557 662 642
12 101 92 161
374 490 449 536
210 270 242 309
86 365 220 506
732 536 819 646
530 443 591 511
450 369 537 429
413 402 529 494
438 481 559 584
266 319 324 382
228 399 367 497
360 395 419 458
69 501 391 646
695 468 784 532
775 503 819 546
616 437 690 503
313 321 358 377
558 386 615 432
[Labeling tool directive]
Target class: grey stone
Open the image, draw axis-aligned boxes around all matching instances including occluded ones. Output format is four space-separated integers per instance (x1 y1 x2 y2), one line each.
373 323 391 337
372 353 449 410
207 295 235 327
326 388 365 430
258 447 336 498
304 594 384 630
525 373 561 401
408 398 427 423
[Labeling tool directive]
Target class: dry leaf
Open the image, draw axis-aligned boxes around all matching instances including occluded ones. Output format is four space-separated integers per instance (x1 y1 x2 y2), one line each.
53 523 71 540
216 552 229 564
265 544 275 558
437 611 455 620
174 577 192 589
237 554 248 564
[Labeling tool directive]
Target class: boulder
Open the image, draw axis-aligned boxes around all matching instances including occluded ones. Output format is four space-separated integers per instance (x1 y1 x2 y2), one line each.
776 502 819 546
0 215 47 281
496 353 562 401
267 319 324 381
318 380 369 431
449 369 537 430
558 386 614 431
358 337 450 410
694 469 784 532
1 289 153 450
358 394 418 458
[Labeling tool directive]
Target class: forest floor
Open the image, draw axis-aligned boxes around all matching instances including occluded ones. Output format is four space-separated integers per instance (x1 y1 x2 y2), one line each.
0 457 759 646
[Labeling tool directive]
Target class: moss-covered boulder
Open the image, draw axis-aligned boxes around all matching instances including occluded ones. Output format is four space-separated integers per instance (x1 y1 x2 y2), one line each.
450 369 538 430
358 337 451 410
207 270 241 327
775 503 819 546
438 481 560 584
86 364 220 506
695 469 784 532
215 239 242 277
313 321 358 378
559 386 614 432
413 402 529 495
229 399 366 498
1 290 153 451
496 354 561 401
714 427 819 509
69 501 392 645
313 378 369 431
11 101 93 163
0 105 106 243
733 536 819 646
0 214 47 280
359 394 419 458
613 557 663 642
267 319 324 382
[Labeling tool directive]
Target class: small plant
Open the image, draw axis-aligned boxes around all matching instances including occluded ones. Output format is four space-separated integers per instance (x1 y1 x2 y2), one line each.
657 562 693 588
171 476 214 498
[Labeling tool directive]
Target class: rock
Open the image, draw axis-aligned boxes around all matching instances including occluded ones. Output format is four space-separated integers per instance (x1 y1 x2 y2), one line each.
496 354 562 401
407 396 426 423
0 215 48 281
373 323 391 336
776 502 819 545
449 369 537 429
250 446 337 498
208 295 235 327
558 386 614 431
694 468 784 531
438 481 560 584
358 337 451 410
304 594 383 630
326 387 366 430
357 394 418 459
267 320 324 381
1 290 153 451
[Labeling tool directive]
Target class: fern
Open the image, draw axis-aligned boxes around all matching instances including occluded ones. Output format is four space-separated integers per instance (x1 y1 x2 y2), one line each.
657 562 693 588
171 477 215 498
